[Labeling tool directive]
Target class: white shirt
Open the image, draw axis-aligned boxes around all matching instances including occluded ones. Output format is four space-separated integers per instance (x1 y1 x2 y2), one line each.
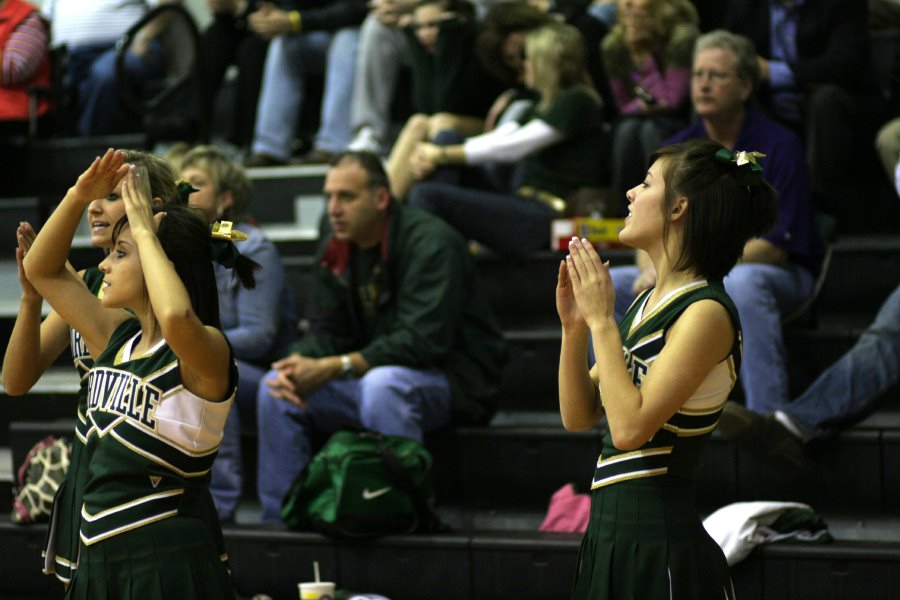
43 0 160 48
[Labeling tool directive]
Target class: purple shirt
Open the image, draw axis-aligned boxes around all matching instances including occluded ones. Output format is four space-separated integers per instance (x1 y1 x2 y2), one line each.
666 108 825 275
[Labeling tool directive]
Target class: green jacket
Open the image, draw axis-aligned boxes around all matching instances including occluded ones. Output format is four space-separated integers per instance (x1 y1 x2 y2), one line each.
290 203 508 424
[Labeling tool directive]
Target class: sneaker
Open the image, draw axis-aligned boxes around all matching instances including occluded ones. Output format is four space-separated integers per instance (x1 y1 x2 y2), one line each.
717 401 807 469
244 153 286 168
347 126 383 155
289 148 337 165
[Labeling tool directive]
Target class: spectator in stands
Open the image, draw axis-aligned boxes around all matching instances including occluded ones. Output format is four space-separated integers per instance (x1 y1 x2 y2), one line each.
175 145 298 523
558 0 617 122
722 0 884 215
242 0 367 167
602 0 699 211
719 282 900 468
24 149 254 598
346 0 548 157
1 149 181 585
0 0 50 139
405 21 608 260
41 0 178 136
254 151 507 523
345 0 416 156
608 30 824 416
384 0 519 200
199 0 269 149
473 2 553 128
557 139 777 598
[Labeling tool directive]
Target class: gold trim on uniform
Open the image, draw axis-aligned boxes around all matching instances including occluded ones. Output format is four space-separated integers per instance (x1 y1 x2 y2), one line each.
591 467 669 490
80 510 180 546
661 421 719 437
595 445 674 467
80 488 185 522
110 428 214 477
629 280 708 335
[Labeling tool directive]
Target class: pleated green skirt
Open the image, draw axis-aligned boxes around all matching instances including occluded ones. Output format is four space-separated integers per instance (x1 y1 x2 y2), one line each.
44 439 86 583
572 478 735 600
64 515 235 600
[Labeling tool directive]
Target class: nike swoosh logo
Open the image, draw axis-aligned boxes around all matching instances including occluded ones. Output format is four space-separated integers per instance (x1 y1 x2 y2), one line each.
362 486 392 500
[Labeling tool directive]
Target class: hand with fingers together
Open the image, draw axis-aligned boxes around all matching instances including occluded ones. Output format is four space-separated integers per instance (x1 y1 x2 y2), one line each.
564 237 616 330
15 222 40 302
556 254 586 332
121 165 165 238
72 148 129 205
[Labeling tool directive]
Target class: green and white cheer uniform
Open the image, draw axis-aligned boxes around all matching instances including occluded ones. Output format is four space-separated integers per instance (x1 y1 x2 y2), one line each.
66 318 236 600
573 280 741 600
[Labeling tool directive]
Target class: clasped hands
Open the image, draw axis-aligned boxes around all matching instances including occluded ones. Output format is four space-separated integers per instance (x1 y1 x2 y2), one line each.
266 353 335 408
556 237 616 332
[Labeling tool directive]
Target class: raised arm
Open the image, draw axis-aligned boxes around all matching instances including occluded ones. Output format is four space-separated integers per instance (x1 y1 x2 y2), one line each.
120 168 232 401
567 238 733 450
1 223 70 395
557 258 604 431
22 150 131 357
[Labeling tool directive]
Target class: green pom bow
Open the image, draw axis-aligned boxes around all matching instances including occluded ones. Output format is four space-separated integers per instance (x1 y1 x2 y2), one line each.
715 148 767 187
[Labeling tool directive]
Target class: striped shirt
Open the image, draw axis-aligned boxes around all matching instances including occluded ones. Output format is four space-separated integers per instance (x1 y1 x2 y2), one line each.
1 10 47 86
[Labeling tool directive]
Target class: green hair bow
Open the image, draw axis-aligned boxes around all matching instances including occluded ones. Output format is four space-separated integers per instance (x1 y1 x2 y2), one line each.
209 221 248 268
715 149 767 187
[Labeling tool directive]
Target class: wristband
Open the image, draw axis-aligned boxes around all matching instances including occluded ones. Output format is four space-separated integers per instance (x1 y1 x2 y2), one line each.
340 354 355 379
289 10 302 33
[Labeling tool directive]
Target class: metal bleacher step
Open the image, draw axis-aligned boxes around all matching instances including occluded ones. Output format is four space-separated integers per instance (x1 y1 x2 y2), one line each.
3 511 900 600
6 401 900 520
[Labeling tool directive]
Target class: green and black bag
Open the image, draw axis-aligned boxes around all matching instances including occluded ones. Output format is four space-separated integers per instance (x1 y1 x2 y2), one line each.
281 429 446 538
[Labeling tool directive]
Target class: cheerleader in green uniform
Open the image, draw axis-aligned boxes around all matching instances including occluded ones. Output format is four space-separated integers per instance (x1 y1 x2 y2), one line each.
1 151 181 586
24 149 256 599
557 139 778 599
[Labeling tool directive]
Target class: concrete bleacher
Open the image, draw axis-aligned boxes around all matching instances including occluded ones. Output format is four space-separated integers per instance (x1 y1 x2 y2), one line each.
1 153 900 600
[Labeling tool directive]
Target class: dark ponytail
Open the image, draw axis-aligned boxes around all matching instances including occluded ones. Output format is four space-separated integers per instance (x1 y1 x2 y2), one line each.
650 139 778 280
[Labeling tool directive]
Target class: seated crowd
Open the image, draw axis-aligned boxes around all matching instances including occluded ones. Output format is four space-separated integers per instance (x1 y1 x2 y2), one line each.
1 0 899 556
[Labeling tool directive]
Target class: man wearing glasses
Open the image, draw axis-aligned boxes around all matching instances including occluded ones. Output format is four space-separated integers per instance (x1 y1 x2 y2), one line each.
608 30 824 427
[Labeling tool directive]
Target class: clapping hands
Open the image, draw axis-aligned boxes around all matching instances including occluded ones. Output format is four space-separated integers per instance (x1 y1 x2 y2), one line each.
556 237 615 331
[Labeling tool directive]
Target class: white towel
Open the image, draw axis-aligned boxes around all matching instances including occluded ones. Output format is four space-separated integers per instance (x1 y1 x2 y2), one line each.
703 501 830 565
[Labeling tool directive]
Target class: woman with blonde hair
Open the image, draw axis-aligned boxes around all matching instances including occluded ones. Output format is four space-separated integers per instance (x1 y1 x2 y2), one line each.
385 0 548 200
176 144 297 523
2 148 184 586
407 21 608 260
602 0 699 209
24 149 257 598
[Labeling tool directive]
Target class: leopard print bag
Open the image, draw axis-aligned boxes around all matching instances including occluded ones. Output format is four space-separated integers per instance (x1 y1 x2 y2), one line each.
11 436 72 524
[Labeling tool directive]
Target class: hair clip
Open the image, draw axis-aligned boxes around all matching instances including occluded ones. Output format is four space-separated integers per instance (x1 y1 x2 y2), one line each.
715 148 767 186
175 178 199 205
210 221 248 242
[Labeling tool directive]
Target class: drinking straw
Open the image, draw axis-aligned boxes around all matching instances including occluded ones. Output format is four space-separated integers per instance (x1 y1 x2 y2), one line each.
314 561 320 583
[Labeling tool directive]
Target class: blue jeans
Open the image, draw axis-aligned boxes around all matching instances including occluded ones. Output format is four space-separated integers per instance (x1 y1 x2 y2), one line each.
783 283 900 441
349 14 408 142
407 182 559 260
68 42 165 136
209 359 266 521
255 365 453 522
252 28 358 160
609 262 815 413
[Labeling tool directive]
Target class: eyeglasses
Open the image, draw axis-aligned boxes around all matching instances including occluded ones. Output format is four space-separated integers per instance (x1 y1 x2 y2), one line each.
691 69 736 83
